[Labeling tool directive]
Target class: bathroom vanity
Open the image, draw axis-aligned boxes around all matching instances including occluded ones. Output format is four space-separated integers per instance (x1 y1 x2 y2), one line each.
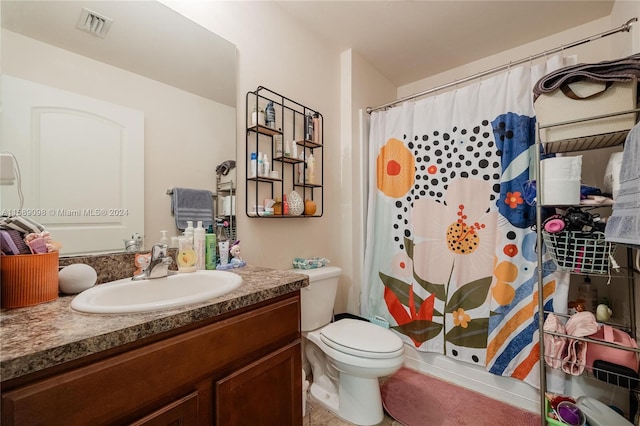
0 265 307 425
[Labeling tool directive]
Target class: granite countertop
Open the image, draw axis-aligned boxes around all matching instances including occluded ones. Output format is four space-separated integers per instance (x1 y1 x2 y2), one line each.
0 265 308 382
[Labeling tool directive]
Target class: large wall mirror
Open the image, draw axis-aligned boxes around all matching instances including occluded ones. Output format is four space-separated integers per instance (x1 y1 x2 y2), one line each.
1 0 237 256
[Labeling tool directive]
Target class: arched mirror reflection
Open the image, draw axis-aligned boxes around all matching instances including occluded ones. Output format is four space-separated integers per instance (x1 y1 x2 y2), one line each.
1 0 237 256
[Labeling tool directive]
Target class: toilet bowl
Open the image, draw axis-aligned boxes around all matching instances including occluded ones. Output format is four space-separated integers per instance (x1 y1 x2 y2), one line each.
294 266 405 426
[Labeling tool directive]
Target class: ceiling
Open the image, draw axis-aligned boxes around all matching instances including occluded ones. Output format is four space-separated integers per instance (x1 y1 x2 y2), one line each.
275 1 616 87
2 1 617 98
1 0 237 106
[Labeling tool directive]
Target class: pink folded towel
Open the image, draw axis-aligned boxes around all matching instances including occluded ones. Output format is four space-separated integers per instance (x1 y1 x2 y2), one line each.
543 313 567 369
562 311 598 375
565 311 598 337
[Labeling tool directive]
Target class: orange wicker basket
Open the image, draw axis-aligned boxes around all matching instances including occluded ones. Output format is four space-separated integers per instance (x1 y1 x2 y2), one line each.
1 251 59 308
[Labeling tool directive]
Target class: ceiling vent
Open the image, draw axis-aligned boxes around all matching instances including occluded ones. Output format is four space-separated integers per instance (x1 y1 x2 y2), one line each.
76 8 113 38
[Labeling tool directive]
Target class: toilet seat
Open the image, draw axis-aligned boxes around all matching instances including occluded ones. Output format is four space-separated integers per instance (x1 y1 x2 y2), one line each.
320 319 404 359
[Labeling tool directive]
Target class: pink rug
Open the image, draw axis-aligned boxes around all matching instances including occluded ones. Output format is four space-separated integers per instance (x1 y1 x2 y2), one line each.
381 367 541 426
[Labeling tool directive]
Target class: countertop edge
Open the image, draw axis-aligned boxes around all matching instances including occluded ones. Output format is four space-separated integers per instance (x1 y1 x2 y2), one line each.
1 266 309 382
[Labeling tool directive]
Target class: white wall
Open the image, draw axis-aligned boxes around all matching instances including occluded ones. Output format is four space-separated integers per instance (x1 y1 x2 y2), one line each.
338 49 397 314
1 29 235 249
163 1 344 273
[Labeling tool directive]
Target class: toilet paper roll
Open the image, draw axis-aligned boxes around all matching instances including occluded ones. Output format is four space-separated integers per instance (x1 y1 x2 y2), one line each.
603 152 623 199
541 179 580 205
541 156 583 181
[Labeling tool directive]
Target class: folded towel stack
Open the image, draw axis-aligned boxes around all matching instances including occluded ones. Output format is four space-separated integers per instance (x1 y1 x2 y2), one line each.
171 188 214 231
605 122 640 248
533 53 640 101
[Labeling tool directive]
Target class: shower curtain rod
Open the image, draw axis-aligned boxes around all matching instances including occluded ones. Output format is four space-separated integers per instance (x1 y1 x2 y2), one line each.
366 17 637 114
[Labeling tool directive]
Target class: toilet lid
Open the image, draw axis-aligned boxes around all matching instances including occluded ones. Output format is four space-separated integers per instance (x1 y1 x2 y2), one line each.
320 319 404 359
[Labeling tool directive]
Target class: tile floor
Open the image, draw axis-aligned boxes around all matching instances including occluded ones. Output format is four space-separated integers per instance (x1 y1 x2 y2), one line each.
303 394 401 426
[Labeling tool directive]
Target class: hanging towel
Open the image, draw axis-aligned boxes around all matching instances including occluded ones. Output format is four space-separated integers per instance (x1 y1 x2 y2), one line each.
171 188 214 231
605 122 640 248
533 53 640 100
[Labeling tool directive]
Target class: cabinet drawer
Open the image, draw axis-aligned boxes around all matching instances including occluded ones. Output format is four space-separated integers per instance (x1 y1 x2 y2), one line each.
2 295 300 425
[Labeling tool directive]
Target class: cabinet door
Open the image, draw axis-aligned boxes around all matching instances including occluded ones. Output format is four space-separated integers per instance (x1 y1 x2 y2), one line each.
216 341 302 426
130 392 199 426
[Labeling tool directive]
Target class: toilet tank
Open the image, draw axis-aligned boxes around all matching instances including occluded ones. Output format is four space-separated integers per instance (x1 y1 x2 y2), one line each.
293 266 341 332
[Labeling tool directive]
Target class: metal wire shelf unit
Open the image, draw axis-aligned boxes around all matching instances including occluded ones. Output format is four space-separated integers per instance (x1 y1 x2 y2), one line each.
245 86 323 218
535 107 640 425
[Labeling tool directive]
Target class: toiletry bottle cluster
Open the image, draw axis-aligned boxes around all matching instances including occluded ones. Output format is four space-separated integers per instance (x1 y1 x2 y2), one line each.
250 151 271 178
246 87 323 218
172 220 222 272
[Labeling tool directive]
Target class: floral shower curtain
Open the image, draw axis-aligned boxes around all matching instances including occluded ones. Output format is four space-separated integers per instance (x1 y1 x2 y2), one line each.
362 56 572 388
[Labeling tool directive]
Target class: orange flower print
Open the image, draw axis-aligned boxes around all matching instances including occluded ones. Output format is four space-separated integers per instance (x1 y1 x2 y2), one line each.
503 244 518 257
504 191 523 209
452 308 471 328
377 138 415 198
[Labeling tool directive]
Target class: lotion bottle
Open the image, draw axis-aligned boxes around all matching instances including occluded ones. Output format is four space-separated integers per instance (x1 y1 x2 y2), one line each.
263 153 270 177
194 221 206 270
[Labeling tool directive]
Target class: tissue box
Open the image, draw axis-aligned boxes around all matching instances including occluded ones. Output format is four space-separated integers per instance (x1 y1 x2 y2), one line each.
535 79 638 152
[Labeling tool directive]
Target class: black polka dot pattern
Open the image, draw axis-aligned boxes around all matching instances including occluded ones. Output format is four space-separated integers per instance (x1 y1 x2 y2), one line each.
393 121 501 250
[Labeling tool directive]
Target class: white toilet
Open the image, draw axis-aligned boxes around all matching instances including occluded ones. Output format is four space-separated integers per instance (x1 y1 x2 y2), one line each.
296 266 405 426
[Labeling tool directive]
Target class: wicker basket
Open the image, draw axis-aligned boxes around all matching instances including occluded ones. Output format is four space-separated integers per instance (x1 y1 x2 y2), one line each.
542 230 616 275
1 251 59 308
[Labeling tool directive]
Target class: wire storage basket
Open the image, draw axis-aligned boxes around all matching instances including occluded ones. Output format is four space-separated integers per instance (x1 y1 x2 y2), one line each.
542 230 616 274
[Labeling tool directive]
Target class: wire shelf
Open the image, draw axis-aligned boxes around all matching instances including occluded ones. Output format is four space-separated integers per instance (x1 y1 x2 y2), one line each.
542 230 617 275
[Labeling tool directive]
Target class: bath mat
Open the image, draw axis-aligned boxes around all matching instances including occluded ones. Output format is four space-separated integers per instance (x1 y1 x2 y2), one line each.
380 367 540 426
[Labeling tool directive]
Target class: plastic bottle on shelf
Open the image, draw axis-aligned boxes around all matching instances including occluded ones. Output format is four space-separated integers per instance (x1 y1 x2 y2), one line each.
275 135 283 158
291 140 298 159
193 221 206 270
283 194 290 215
312 113 320 144
262 153 270 177
305 113 314 141
298 151 305 184
578 276 597 314
265 101 276 129
250 152 257 178
257 152 263 177
308 153 316 184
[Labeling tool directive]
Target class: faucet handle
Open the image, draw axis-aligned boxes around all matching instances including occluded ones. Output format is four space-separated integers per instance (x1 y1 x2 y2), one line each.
151 243 168 260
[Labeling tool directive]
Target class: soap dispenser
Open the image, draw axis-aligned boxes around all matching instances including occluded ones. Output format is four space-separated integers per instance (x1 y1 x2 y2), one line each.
185 221 194 243
159 230 169 246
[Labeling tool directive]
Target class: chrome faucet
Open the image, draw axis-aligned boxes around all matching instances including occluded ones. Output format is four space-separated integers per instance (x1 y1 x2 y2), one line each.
132 244 174 280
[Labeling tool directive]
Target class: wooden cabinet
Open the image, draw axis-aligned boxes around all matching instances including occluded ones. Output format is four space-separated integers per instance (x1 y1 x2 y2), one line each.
245 86 323 218
216 342 302 426
1 294 302 426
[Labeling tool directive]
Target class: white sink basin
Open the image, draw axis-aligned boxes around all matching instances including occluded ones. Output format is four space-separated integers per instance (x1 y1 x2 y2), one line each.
71 270 242 314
